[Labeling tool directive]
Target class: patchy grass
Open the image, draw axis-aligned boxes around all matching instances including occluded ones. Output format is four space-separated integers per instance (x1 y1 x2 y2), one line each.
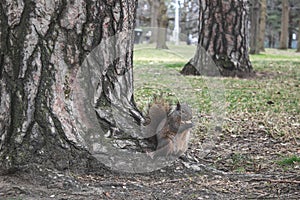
133 45 300 174
134 43 196 63
133 46 300 116
278 155 300 166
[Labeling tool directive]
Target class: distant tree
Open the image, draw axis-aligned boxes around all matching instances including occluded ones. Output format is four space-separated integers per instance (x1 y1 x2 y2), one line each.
136 0 151 27
259 0 267 51
297 20 300 52
289 0 300 49
181 0 253 77
265 0 299 49
279 0 289 49
140 0 168 48
137 0 200 47
156 0 169 49
147 0 159 43
180 0 199 42
250 0 261 54
266 0 281 48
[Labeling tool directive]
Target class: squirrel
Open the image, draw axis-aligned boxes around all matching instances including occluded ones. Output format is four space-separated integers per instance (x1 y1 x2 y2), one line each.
144 98 193 158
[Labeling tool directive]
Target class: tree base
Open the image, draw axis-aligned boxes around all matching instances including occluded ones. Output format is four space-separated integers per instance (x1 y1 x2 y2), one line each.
180 62 200 75
156 44 169 50
180 61 254 78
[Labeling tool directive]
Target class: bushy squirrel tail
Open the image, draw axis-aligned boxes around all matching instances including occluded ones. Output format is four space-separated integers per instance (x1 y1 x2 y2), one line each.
143 96 170 138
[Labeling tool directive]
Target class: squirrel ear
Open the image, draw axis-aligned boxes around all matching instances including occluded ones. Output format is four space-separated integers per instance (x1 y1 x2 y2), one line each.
176 102 181 110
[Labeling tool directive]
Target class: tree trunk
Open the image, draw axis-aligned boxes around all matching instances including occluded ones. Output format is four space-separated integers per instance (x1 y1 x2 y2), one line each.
297 20 300 52
156 0 168 49
279 0 289 49
0 0 145 173
259 0 267 51
181 0 253 78
288 30 293 49
250 0 260 54
148 0 159 43
185 0 200 41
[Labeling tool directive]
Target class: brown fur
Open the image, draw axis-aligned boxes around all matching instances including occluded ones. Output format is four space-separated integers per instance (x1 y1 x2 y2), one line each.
145 100 193 158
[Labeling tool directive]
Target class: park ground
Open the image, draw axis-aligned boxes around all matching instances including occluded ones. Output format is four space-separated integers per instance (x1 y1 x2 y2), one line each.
0 45 299 199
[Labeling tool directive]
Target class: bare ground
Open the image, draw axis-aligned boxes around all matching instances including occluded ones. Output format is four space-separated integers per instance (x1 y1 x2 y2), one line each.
1 119 299 200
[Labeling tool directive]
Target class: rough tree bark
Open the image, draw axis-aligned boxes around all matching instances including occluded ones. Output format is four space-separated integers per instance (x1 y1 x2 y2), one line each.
181 0 253 77
279 0 289 49
0 0 144 172
249 0 260 54
259 0 267 51
156 0 169 49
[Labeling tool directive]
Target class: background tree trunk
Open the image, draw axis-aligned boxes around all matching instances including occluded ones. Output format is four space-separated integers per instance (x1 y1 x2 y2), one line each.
181 0 253 77
259 0 267 51
288 31 293 49
279 0 289 49
0 0 142 172
298 20 300 52
156 0 169 49
148 0 159 43
250 0 261 54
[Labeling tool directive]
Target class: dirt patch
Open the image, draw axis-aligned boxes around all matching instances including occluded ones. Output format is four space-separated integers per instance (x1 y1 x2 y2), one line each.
251 71 277 79
1 113 299 199
1 134 299 200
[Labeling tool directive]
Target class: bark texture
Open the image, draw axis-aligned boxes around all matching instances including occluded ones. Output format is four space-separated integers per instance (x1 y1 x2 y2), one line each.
0 0 141 172
279 0 289 49
181 0 252 77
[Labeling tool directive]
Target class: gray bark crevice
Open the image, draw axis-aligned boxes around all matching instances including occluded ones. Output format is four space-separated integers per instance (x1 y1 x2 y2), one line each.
0 0 143 173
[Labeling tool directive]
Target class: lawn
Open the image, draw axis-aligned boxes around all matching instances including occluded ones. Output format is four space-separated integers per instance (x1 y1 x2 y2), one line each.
2 45 299 200
133 44 300 173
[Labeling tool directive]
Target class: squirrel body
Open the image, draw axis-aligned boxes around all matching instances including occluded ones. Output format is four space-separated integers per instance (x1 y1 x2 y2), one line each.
145 99 193 158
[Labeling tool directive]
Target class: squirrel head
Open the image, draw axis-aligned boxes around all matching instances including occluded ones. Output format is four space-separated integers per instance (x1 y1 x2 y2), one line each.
176 102 192 122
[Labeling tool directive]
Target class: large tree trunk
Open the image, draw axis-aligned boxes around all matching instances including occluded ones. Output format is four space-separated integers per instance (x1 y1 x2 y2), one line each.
259 0 267 51
279 0 289 49
249 0 260 54
181 0 253 78
156 0 169 49
0 0 147 173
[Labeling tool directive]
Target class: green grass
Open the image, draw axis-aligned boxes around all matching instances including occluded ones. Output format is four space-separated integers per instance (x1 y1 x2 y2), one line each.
250 48 300 62
133 45 300 140
278 155 300 166
134 47 299 112
134 43 196 62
